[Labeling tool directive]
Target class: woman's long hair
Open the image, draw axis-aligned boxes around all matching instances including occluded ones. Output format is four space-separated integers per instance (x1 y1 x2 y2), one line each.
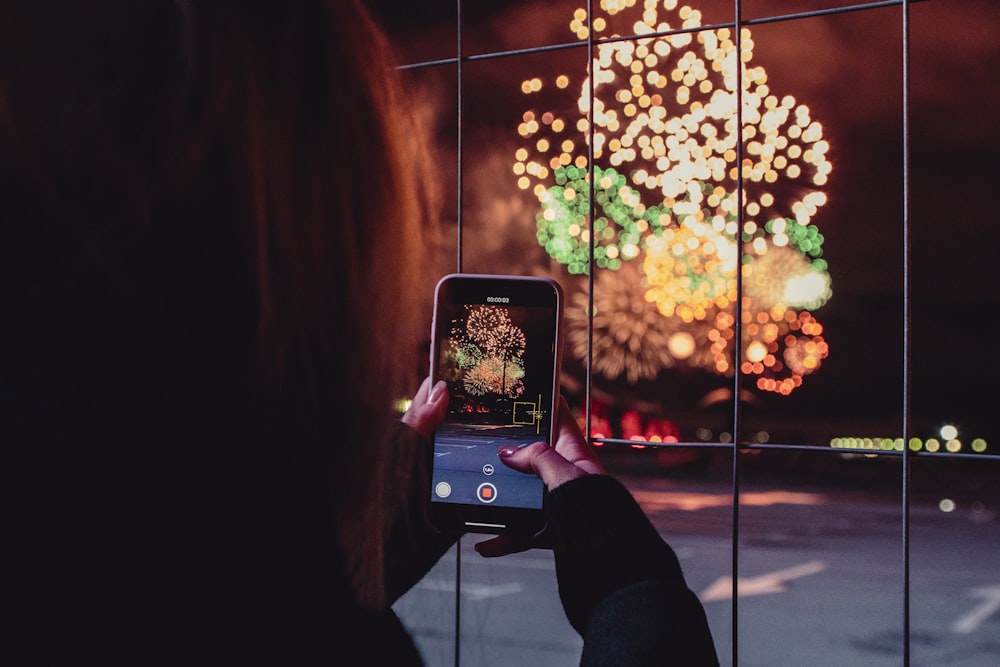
1 0 435 609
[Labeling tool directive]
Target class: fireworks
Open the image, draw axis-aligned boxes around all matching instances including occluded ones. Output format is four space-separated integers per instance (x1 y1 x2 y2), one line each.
643 215 738 321
566 263 680 383
564 262 732 384
536 165 668 274
743 243 831 310
515 0 833 394
447 305 527 398
696 296 829 393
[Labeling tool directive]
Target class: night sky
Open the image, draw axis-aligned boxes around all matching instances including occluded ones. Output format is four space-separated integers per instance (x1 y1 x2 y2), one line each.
369 0 1000 448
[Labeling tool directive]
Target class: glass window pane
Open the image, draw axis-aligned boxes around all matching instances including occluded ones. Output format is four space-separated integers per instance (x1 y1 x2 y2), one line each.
738 451 907 665
911 457 1000 667
385 0 1000 663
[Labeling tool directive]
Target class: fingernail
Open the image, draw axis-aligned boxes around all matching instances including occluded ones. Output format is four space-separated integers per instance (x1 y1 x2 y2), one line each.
498 446 516 458
429 380 447 404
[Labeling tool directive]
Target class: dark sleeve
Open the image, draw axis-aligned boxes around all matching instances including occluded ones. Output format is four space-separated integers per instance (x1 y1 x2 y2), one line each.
382 420 458 603
545 474 719 666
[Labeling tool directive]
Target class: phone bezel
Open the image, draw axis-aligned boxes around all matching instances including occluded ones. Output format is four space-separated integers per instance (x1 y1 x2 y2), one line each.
427 273 563 535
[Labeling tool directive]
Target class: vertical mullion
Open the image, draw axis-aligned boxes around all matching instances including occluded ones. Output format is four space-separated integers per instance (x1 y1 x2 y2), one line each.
900 0 913 664
585 1 596 442
455 0 464 274
453 7 463 667
730 1 745 664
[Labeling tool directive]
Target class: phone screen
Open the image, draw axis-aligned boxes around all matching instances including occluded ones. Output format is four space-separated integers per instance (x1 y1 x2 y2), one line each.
429 274 562 533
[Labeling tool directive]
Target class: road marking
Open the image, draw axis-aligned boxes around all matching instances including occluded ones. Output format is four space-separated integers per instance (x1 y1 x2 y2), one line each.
699 560 826 602
415 579 523 601
951 584 1000 634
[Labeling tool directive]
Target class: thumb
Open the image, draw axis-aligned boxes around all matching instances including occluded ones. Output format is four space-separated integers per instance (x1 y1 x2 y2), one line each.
498 442 587 491
402 378 448 440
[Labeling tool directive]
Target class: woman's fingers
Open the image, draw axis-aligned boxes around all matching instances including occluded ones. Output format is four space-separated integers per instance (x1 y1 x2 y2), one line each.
474 533 536 558
497 397 605 490
401 377 448 440
550 397 605 475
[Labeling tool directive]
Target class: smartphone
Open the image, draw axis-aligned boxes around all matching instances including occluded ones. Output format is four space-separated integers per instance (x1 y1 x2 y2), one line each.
428 273 563 535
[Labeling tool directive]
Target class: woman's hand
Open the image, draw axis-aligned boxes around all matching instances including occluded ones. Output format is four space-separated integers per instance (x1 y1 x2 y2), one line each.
497 396 604 490
475 397 605 557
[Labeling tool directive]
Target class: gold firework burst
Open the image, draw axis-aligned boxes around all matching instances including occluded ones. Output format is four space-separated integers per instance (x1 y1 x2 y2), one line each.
566 263 717 382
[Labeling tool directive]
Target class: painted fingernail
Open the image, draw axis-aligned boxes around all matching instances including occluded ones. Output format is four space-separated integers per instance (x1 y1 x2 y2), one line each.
429 381 447 403
498 447 516 458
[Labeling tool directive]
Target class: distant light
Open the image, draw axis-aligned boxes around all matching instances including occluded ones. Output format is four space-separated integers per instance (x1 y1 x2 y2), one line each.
829 434 987 455
394 398 412 414
940 424 958 440
939 498 956 513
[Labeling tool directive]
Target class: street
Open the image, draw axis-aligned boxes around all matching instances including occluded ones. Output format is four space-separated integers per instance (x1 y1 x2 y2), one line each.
394 458 999 666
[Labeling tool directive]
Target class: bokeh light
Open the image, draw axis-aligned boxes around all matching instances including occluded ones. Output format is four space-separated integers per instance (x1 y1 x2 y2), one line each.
830 435 990 454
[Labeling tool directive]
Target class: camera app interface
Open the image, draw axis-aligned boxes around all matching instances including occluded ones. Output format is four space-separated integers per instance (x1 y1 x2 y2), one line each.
432 297 554 510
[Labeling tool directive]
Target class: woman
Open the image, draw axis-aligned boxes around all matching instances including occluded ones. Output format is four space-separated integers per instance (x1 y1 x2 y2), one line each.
3 1 717 663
